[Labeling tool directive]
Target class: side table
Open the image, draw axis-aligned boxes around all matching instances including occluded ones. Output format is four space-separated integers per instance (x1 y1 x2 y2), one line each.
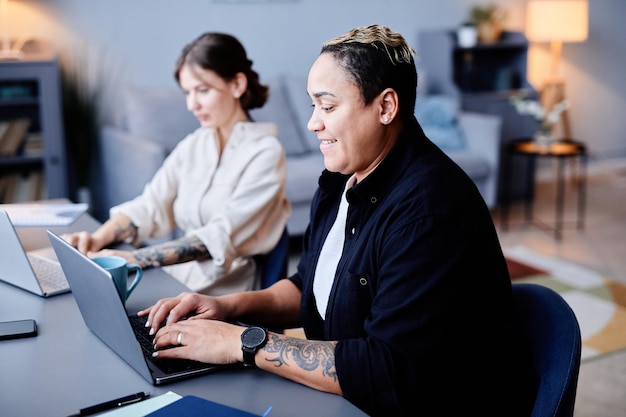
500 138 587 240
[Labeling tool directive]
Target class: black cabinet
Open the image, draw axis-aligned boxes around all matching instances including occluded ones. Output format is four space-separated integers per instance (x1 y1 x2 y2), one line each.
0 56 68 202
418 30 539 202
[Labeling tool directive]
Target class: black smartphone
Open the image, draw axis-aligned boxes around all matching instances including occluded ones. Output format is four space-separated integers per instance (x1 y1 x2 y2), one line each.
0 319 38 340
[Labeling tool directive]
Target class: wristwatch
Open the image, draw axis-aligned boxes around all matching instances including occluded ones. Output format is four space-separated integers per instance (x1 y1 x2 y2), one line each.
241 326 267 367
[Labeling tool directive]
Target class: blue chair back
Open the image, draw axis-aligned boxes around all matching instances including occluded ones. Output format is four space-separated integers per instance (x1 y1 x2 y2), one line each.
512 283 582 417
255 228 289 289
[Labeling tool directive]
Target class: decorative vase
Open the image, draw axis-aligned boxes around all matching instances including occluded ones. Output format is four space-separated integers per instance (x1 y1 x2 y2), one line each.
533 130 552 151
457 25 478 48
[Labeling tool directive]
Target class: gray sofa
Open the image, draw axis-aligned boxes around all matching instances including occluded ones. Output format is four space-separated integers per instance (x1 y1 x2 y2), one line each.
93 75 501 237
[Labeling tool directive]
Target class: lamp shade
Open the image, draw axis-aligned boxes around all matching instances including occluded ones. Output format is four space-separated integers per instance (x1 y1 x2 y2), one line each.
526 0 588 42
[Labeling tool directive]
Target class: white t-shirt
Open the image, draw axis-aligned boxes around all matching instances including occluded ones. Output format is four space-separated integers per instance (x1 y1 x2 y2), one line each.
313 174 356 318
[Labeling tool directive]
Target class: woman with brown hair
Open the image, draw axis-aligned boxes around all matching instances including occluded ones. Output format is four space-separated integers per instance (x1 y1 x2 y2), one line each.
63 33 290 295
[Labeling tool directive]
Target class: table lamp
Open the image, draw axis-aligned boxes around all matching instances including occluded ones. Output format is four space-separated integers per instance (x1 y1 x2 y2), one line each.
526 0 588 138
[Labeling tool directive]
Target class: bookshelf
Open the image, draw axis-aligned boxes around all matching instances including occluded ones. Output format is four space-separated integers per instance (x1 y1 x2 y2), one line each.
0 55 68 203
418 30 540 202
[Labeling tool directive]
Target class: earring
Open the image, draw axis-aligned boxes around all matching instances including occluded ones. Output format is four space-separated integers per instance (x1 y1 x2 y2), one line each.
382 116 390 124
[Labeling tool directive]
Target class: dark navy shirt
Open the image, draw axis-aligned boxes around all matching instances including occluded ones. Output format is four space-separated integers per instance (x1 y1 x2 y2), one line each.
289 118 533 416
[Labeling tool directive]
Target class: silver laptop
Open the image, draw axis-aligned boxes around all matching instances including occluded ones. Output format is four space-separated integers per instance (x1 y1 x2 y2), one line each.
47 230 227 385
0 209 69 297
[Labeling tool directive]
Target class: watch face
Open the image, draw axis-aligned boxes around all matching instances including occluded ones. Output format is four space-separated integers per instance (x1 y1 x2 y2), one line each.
242 326 266 348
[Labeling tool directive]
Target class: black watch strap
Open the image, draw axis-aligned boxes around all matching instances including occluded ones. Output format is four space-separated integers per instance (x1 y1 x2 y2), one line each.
242 345 257 367
241 326 267 367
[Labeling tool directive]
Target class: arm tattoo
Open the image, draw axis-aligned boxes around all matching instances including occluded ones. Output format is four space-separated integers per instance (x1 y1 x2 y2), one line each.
113 221 137 243
264 333 338 382
132 236 211 269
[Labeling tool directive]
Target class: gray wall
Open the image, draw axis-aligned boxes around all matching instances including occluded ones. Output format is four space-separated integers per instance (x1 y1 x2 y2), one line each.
24 0 626 159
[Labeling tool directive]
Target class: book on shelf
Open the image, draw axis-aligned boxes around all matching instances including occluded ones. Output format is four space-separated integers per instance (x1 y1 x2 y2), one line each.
0 121 10 141
0 174 18 203
0 171 45 203
0 83 34 101
22 132 43 157
15 171 44 202
0 118 31 156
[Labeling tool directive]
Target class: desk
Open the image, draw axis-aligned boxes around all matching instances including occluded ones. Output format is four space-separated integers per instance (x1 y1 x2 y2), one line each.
0 214 367 417
500 138 587 240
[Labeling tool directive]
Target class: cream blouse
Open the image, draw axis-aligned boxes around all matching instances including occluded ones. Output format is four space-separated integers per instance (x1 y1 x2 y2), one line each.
110 121 291 295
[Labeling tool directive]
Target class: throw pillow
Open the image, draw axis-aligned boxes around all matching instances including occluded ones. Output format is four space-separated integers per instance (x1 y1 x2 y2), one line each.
122 85 198 152
249 78 309 156
414 95 465 150
281 74 320 152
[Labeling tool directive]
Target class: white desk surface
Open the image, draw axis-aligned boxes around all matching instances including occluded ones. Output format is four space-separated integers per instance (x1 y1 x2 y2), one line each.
0 214 366 417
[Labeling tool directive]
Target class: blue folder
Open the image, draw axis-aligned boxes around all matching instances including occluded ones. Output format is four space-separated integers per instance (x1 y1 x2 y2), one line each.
146 395 264 417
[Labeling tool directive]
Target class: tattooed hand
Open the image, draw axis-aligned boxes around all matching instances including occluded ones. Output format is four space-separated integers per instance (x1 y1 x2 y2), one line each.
265 334 338 381
131 235 211 269
257 334 341 395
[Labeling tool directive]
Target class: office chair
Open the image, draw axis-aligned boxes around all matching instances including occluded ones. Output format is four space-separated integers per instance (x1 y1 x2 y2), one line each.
512 283 582 417
255 227 289 289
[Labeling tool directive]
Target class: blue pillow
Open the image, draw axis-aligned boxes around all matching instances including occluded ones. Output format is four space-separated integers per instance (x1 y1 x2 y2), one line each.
414 95 465 150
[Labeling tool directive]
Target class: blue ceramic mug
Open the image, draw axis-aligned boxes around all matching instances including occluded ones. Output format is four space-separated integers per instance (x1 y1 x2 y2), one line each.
92 256 143 303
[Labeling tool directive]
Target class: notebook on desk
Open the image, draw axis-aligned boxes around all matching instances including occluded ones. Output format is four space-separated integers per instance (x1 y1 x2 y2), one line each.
47 230 228 385
0 209 69 297
0 202 88 226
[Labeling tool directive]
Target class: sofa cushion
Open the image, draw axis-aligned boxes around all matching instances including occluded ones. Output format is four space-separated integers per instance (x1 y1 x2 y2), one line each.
281 74 319 152
121 85 198 152
414 95 465 150
285 153 325 204
249 78 309 156
445 151 490 180
415 64 429 97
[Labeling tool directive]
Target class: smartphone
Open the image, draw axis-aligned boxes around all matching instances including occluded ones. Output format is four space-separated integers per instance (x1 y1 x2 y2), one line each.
0 319 38 340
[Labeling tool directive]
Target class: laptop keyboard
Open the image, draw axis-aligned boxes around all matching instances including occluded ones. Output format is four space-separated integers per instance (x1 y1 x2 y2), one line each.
27 253 69 293
129 314 211 374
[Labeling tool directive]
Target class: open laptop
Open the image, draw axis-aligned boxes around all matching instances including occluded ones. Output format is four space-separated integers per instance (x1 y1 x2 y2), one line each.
47 230 228 385
0 209 69 297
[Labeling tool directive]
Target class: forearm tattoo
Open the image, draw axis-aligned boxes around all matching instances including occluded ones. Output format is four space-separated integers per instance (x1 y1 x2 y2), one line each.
264 333 338 382
113 221 137 243
132 236 211 269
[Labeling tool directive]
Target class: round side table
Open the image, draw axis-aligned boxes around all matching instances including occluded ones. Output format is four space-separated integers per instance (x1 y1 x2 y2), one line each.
500 138 587 240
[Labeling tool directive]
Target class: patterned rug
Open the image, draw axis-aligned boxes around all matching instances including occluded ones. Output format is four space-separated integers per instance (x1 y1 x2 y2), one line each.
505 245 626 362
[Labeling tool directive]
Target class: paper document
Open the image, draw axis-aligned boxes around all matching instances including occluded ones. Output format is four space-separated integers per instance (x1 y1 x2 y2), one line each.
0 203 88 226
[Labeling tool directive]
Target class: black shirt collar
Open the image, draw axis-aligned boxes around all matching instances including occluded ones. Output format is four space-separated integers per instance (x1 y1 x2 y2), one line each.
319 117 428 205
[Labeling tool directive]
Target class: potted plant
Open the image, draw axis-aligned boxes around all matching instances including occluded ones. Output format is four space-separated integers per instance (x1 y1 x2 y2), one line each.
59 46 111 207
469 4 506 43
457 21 478 48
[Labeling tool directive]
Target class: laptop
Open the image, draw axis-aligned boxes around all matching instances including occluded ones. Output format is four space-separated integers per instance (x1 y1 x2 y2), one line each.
47 230 228 385
0 209 69 297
